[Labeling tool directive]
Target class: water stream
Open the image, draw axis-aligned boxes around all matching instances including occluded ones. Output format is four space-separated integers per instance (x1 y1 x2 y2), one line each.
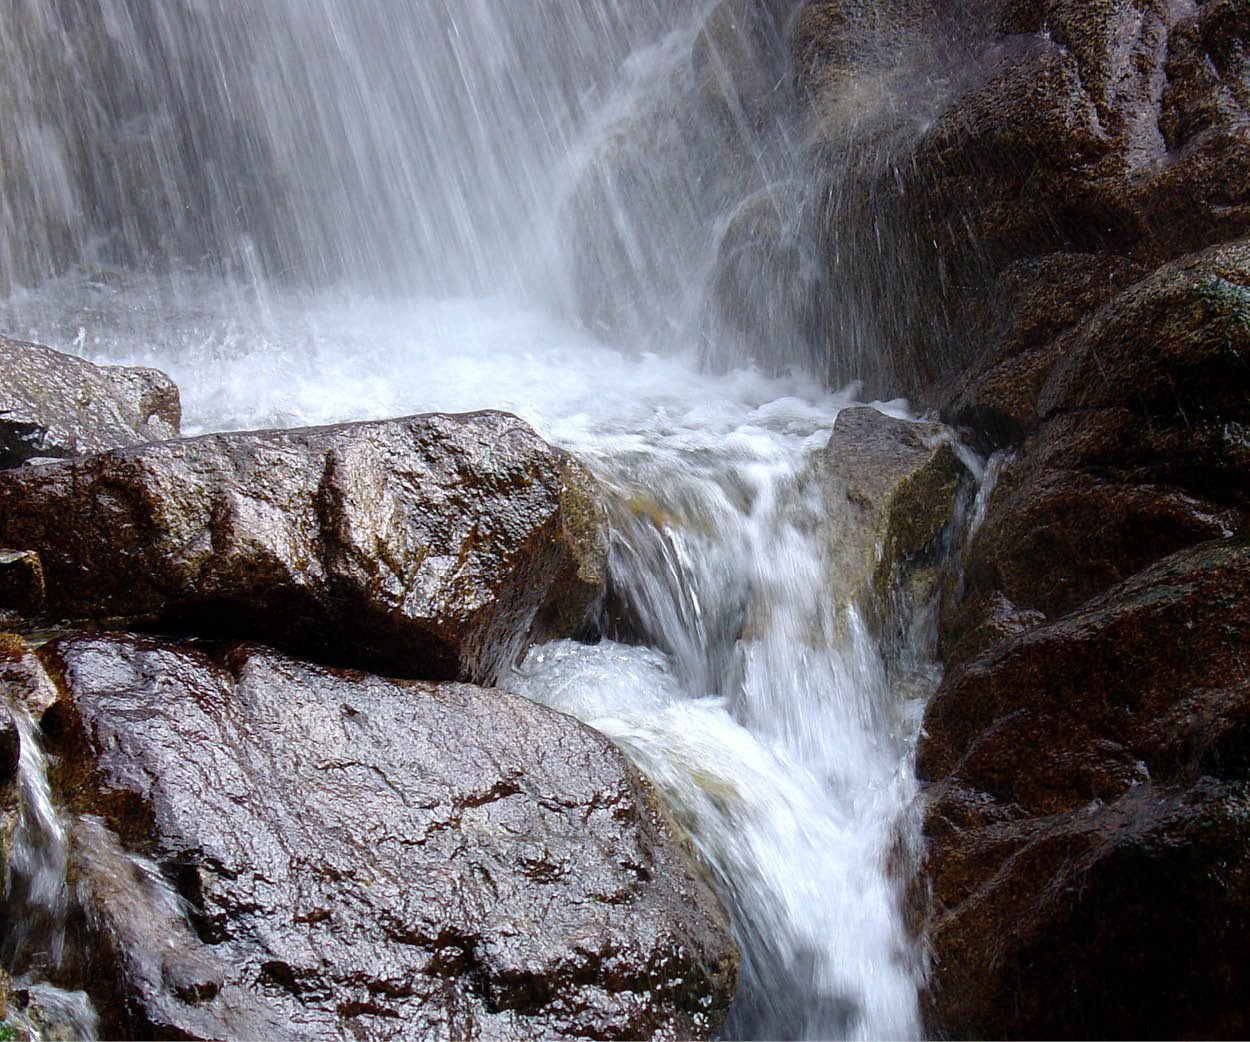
0 1 952 1037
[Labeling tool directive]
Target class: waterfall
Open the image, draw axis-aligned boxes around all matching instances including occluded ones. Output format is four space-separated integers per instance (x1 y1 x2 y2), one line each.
0 1 957 1038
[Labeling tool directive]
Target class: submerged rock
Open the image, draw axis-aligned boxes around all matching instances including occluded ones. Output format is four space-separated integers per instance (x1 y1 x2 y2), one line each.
0 411 607 685
33 632 737 1041
917 539 1250 1039
0 335 180 467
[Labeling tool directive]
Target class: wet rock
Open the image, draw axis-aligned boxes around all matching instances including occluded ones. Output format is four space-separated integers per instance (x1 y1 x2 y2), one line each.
794 0 1250 402
943 251 1150 442
0 552 44 628
1035 239 1250 422
0 634 61 720
790 0 933 97
792 2 1250 1036
917 539 1250 1038
938 589 1045 672
0 335 180 467
961 445 1242 623
0 700 18 892
707 190 822 374
949 242 1250 645
36 632 738 1041
808 407 968 624
0 980 100 1042
693 0 788 130
0 411 607 684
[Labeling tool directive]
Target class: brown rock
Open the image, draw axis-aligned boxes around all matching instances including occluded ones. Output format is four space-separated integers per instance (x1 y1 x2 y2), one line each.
790 0 933 97
962 448 1242 622
917 539 1250 1038
938 589 1045 672
0 552 43 628
693 0 791 130
36 632 738 1041
1037 239 1250 421
0 633 60 719
943 252 1150 441
0 335 180 467
923 780 1250 1040
809 406 968 624
949 241 1250 646
794 0 1250 403
0 411 607 685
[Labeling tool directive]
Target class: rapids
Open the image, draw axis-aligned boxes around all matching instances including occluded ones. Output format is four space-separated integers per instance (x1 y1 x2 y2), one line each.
0 0 953 1037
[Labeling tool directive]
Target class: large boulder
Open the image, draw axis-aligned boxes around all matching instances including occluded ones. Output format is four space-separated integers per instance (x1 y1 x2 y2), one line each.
917 539 1250 1038
0 411 608 685
32 632 737 1041
792 0 1250 401
0 335 180 467
946 240 1250 659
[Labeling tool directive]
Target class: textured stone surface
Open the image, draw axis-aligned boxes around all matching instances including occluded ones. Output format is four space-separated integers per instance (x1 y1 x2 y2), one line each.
809 406 967 623
917 539 1250 1039
36 632 738 1041
0 552 44 629
794 0 1250 401
0 335 180 466
0 411 608 684
948 241 1250 655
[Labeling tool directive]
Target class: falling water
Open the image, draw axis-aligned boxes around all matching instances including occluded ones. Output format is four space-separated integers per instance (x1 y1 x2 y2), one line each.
0 1 960 1038
1 708 101 1041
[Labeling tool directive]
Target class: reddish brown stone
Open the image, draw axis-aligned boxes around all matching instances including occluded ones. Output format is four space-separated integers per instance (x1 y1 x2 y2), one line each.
918 540 1250 1038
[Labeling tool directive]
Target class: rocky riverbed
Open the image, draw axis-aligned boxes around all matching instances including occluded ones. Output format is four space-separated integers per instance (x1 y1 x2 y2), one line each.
0 342 742 1040
3 0 1250 1038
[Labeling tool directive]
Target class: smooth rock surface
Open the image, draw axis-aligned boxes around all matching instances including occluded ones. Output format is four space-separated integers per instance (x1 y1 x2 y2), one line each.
917 539 1250 1039
35 632 738 1041
0 335 180 467
0 411 608 684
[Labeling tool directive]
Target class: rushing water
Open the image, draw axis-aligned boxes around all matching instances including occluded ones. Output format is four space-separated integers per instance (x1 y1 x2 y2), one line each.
0 1 951 1038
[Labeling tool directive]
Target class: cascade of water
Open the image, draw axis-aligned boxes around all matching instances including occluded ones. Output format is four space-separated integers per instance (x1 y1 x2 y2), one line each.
0 2 966 1038
509 395 933 1040
3 708 70 977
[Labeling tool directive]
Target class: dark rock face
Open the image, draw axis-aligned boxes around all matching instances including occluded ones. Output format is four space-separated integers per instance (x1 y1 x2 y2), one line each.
0 335 180 467
791 2 1250 1036
0 552 44 630
950 241 1250 658
918 540 1250 1040
0 411 607 685
793 0 1250 401
35 632 737 1041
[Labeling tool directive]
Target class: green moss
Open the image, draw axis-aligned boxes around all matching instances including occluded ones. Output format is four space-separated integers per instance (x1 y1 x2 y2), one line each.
1193 274 1250 357
0 1022 15 1041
